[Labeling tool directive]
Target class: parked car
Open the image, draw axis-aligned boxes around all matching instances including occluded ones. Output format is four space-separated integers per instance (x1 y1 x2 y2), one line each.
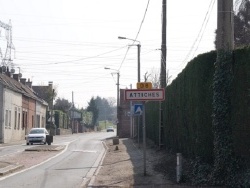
26 128 50 145
107 126 114 132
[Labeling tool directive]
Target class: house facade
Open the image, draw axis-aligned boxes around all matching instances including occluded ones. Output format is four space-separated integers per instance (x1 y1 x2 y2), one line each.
0 68 48 143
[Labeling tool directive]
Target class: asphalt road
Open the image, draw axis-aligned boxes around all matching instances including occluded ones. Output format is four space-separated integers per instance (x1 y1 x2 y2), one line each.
0 132 115 188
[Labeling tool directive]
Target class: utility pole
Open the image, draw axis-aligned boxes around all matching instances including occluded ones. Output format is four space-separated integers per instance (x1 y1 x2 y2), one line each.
212 0 234 184
161 0 167 87
159 0 167 148
72 91 75 133
217 0 234 50
50 89 54 135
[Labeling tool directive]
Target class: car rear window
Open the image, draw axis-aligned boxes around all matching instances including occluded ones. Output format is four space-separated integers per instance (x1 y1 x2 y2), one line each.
30 129 45 134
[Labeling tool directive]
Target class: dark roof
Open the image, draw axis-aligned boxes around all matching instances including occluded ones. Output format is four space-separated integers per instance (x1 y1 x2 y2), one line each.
0 73 47 106
32 85 50 101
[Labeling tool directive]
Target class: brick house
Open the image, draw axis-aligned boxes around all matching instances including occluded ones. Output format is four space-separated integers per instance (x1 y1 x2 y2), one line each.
117 89 131 138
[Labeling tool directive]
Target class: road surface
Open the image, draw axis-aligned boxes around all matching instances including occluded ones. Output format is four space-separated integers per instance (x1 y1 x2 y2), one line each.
0 132 115 188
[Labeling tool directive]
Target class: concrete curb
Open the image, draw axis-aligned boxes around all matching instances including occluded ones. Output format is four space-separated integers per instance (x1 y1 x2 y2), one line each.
81 140 108 188
24 145 66 151
0 164 24 176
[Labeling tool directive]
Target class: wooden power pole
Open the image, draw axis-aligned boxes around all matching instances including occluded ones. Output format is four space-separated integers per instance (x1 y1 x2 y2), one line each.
212 0 234 184
217 0 234 50
161 0 167 87
159 0 167 148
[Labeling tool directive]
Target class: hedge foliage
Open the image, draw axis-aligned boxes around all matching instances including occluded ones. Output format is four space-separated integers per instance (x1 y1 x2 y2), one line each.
145 47 250 163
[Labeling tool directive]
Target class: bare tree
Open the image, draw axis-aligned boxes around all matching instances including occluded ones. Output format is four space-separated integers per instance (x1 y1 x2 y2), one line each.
143 71 150 82
145 68 170 88
107 97 116 107
235 0 248 13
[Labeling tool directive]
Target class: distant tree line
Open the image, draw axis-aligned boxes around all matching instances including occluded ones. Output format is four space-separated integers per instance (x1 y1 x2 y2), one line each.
53 96 116 129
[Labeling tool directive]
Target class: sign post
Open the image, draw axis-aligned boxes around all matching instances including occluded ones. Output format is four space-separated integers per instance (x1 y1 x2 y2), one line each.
124 87 165 176
133 104 143 147
142 101 146 176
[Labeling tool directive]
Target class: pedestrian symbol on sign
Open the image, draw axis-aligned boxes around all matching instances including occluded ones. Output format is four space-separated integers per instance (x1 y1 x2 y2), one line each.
134 104 143 115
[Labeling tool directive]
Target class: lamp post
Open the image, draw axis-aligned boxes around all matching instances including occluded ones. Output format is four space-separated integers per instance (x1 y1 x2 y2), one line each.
118 36 147 175
104 67 120 135
118 36 141 82
118 36 141 139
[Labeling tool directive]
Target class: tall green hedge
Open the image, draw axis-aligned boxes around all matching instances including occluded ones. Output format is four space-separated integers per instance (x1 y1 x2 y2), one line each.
146 47 250 162
231 48 250 157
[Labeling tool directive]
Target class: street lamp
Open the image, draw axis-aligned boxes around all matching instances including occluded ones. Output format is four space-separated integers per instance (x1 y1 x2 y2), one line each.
118 36 141 82
118 36 146 175
104 67 120 135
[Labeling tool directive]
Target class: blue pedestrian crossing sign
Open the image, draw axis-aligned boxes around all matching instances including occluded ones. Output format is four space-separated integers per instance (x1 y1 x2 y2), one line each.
134 104 143 115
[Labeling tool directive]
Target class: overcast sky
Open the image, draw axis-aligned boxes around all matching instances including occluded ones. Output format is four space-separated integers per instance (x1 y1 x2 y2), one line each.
0 0 219 108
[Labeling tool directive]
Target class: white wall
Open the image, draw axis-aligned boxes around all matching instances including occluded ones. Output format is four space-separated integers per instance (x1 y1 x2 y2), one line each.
3 88 24 143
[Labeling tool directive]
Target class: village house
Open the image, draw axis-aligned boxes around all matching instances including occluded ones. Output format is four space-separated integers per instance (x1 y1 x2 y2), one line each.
0 67 47 143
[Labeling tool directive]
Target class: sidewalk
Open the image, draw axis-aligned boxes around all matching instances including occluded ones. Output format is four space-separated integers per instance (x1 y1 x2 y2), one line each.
87 137 198 188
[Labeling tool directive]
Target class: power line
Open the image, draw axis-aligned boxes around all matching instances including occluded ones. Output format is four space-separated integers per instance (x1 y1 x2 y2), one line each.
118 0 151 71
182 0 216 65
134 0 150 42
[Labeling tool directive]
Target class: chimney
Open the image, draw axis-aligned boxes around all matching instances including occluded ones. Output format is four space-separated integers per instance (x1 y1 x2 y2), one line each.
26 78 32 88
1 66 6 73
48 81 53 94
13 74 20 82
48 81 53 89
20 78 26 85
6 67 11 77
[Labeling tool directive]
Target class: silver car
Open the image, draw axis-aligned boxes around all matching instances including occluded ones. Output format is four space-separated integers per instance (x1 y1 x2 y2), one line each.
107 126 114 132
26 128 49 145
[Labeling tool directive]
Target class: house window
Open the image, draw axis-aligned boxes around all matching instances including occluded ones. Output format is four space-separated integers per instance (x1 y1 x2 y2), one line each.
14 107 17 129
26 112 27 129
8 111 11 129
18 108 21 130
22 112 25 129
5 110 11 129
5 110 8 128
42 116 45 128
36 115 40 128
22 111 27 130
32 115 34 128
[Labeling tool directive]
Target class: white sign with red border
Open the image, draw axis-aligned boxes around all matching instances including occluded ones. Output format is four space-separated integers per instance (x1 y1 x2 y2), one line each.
124 89 165 101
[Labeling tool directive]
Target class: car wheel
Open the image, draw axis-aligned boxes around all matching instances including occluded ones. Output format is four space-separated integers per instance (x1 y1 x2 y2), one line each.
31 143 33 145
26 143 29 145
44 142 46 145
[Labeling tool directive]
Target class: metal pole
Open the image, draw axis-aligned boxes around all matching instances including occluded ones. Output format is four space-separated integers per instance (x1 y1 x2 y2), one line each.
137 43 141 146
176 153 182 183
143 102 146 176
116 72 120 136
138 117 140 147
137 44 141 82
117 72 120 106
130 84 133 138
